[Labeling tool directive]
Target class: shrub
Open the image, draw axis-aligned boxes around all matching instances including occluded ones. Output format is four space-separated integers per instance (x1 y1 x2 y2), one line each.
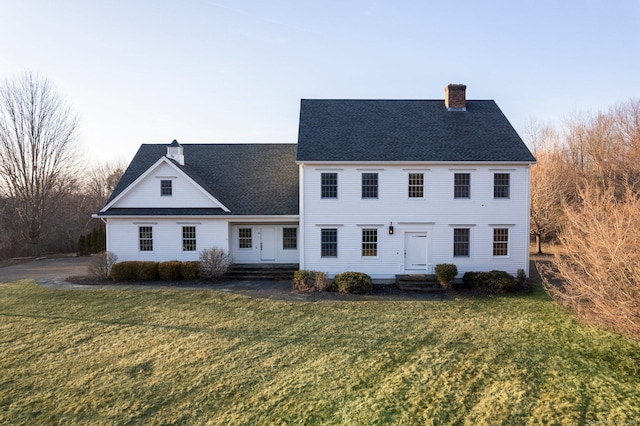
158 261 182 281
134 261 159 281
334 272 372 295
293 270 316 291
88 251 118 279
516 269 529 291
463 270 517 294
110 261 136 282
293 270 330 292
199 247 233 279
462 271 480 289
181 261 201 280
435 263 458 290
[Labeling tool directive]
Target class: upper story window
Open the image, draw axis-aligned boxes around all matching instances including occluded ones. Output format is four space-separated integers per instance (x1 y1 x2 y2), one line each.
283 227 297 250
408 173 424 198
321 228 338 257
161 180 172 196
321 173 338 199
182 226 196 251
494 173 510 198
493 228 509 256
362 173 378 199
454 173 470 199
362 228 378 257
453 228 470 257
139 226 153 252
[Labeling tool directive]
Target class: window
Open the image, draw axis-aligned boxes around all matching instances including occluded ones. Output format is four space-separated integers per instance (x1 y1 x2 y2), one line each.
321 173 338 199
454 173 470 198
321 229 337 257
182 226 196 251
453 228 470 257
239 228 252 249
362 173 378 198
408 173 424 198
493 228 509 256
139 226 153 251
494 173 510 198
362 228 378 257
283 227 297 250
161 180 172 196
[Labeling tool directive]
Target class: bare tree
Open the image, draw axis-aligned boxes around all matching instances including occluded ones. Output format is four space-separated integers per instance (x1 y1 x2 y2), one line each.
540 184 640 340
0 73 81 256
85 159 126 211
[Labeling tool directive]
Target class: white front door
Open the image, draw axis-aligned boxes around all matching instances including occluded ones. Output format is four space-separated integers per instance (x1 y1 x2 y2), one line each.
260 227 276 261
404 232 428 272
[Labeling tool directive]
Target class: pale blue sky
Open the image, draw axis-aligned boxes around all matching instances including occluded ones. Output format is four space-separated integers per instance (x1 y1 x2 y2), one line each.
1 0 639 163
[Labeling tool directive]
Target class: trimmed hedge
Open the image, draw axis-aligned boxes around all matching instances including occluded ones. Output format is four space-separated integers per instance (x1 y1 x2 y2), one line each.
334 272 373 295
181 261 201 280
158 261 183 281
110 261 137 282
134 261 159 281
435 264 458 290
462 270 517 294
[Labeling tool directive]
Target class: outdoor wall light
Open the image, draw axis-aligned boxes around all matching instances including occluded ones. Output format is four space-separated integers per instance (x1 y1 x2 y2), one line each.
389 222 394 235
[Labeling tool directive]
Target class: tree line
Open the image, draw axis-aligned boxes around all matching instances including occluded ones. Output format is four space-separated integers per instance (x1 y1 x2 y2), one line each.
0 72 124 259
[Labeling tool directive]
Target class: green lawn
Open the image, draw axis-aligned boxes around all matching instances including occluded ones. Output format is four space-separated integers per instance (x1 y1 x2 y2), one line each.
0 280 638 425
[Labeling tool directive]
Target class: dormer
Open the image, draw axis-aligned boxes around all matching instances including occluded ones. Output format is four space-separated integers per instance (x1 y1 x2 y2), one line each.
166 139 185 165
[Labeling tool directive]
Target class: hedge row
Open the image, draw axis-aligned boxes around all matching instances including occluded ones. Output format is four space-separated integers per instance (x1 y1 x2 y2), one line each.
462 270 517 294
293 270 373 294
110 260 201 282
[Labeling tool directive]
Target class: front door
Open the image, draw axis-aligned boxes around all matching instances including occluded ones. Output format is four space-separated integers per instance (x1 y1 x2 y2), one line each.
260 227 276 261
404 232 428 272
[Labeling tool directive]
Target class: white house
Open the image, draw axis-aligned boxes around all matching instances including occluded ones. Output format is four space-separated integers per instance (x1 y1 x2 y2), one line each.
96 84 536 281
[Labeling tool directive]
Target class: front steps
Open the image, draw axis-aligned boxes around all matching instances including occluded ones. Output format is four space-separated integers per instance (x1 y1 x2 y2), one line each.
224 264 298 281
395 274 446 292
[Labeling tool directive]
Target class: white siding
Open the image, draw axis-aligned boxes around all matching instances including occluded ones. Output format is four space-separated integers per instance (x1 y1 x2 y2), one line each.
300 163 532 280
106 218 229 262
113 162 222 209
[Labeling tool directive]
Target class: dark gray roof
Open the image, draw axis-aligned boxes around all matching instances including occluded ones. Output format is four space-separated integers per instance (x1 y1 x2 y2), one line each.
101 143 298 216
296 99 536 162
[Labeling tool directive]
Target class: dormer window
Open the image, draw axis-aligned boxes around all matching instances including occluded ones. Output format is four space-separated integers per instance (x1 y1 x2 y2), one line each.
161 180 172 196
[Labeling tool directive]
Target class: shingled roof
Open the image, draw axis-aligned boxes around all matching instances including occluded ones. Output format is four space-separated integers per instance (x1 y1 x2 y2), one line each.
296 99 536 163
101 143 298 216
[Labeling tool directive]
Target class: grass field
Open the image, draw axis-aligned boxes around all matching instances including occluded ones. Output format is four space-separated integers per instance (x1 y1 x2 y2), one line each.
1 280 639 425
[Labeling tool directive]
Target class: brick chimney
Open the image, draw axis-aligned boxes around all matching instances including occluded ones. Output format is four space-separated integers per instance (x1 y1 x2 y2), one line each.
166 139 184 165
445 84 467 111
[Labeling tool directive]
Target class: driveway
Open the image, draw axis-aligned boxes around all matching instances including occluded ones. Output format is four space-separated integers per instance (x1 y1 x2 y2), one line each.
0 256 91 284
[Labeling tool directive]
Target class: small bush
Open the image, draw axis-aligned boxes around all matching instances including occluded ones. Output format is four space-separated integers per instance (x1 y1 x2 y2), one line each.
462 271 480 289
293 270 330 292
334 272 373 295
293 270 317 291
463 270 517 294
435 264 458 290
199 247 233 279
133 261 159 281
88 251 118 279
516 269 530 291
181 261 201 280
158 261 183 281
110 261 136 282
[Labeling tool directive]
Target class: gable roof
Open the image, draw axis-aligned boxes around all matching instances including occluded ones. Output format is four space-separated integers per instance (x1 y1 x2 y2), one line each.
102 143 299 216
296 99 536 163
